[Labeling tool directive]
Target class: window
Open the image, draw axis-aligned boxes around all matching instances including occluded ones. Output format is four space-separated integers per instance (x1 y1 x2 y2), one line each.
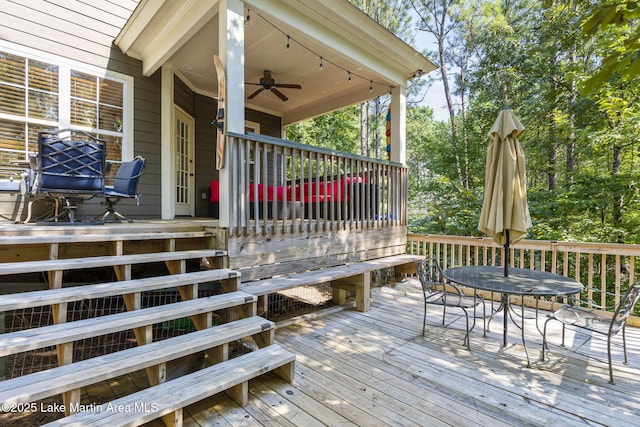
0 46 131 179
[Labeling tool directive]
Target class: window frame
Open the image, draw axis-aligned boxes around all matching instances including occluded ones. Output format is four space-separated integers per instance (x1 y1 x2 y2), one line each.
0 41 134 162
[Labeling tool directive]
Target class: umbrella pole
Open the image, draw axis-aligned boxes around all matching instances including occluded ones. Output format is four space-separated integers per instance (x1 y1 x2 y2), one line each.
504 230 509 277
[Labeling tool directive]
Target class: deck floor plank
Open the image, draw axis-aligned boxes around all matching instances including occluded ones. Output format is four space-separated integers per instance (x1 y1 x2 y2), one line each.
182 281 640 426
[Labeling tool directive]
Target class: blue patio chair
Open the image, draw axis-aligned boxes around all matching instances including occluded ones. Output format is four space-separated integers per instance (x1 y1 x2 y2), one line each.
541 283 640 384
33 129 106 223
413 258 487 350
95 156 146 222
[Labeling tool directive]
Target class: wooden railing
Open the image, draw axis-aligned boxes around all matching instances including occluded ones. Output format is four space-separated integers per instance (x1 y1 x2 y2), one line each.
407 233 640 324
226 132 407 237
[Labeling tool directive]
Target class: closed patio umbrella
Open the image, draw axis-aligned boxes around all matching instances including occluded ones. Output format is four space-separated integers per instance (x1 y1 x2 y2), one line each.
477 107 531 276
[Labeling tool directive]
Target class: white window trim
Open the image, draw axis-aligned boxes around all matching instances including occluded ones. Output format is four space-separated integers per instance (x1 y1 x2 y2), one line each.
245 120 261 134
0 40 134 160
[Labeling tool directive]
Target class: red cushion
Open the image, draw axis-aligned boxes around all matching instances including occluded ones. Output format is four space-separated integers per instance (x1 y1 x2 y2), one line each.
209 180 220 202
249 184 284 201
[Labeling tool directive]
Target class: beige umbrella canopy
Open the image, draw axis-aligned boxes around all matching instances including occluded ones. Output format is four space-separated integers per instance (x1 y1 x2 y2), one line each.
478 107 532 275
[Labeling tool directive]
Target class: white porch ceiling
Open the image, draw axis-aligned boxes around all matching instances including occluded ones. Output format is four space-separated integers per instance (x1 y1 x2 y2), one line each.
116 0 437 125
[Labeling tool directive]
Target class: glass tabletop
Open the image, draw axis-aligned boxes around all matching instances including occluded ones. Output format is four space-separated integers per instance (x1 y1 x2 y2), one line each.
443 266 583 296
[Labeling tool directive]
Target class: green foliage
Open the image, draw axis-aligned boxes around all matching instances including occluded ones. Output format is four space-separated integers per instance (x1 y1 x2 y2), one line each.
581 1 640 91
286 107 360 154
285 1 640 246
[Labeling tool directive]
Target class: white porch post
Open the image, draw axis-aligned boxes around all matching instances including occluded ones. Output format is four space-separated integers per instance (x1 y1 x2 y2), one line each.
389 86 407 166
217 0 245 227
160 64 175 219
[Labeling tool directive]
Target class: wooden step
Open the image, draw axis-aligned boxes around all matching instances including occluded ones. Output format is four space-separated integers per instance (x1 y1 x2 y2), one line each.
0 269 240 312
0 249 226 276
0 291 256 357
0 316 274 406
0 230 214 245
42 344 296 427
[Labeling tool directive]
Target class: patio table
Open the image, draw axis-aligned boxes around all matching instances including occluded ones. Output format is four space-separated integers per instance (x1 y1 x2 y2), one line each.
442 266 583 366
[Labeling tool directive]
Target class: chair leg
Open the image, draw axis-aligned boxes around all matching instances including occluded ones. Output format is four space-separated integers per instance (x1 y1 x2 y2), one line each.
462 308 470 350
96 198 134 223
607 334 615 384
422 302 427 336
540 317 551 361
622 325 628 365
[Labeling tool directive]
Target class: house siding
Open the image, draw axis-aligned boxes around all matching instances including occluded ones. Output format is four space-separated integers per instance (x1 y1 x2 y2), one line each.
246 110 282 138
0 0 164 221
195 93 217 217
1 0 286 221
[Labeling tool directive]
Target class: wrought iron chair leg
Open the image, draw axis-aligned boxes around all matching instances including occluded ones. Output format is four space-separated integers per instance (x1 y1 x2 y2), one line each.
422 302 427 336
622 325 628 364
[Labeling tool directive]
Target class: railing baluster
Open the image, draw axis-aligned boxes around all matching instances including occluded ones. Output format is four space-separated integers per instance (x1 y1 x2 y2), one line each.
406 234 640 322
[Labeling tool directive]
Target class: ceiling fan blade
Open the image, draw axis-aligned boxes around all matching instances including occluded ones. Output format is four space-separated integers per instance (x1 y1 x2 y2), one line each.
248 88 264 99
275 84 302 89
271 88 289 101
245 83 262 86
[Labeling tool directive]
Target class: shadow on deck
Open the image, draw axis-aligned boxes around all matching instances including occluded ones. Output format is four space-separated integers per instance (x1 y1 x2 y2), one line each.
7 280 638 426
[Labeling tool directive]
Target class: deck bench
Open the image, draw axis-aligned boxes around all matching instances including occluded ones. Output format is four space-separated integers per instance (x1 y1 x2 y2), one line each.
0 315 274 407
241 254 423 313
41 344 295 427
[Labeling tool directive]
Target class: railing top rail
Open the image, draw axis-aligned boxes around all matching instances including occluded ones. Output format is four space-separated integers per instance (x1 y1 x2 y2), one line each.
227 131 405 167
407 234 640 256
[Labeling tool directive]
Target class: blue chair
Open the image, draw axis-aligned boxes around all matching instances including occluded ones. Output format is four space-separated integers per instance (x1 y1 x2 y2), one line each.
33 129 106 223
96 156 145 222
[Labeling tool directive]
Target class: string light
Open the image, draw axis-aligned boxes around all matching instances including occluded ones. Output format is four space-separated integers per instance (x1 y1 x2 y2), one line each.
254 11 394 92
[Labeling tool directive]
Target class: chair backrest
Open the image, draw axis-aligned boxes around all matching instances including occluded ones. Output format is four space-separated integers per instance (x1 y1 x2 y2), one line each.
611 283 640 334
37 129 106 192
413 258 445 293
112 156 145 196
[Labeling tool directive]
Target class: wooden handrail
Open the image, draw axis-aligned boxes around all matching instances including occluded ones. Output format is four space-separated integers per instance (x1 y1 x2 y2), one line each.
226 133 407 237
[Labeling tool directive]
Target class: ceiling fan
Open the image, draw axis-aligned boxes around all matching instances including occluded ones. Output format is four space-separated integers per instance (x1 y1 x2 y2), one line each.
246 70 302 101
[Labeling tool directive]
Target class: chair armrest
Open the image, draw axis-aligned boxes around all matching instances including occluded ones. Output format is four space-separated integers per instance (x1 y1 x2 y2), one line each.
568 287 618 310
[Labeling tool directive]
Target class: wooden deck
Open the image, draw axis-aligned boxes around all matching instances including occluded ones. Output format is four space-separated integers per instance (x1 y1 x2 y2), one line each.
2 277 638 425
174 279 640 427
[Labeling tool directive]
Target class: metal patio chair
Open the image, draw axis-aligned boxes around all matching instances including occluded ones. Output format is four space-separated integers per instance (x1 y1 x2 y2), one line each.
414 258 487 350
541 283 640 384
32 129 106 224
95 156 146 222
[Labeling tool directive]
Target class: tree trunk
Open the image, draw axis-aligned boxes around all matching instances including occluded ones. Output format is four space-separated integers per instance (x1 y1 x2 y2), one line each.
360 103 369 156
612 143 623 230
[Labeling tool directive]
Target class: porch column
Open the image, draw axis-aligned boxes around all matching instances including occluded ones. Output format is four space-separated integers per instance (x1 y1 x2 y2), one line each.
160 64 175 219
389 86 407 166
217 0 245 227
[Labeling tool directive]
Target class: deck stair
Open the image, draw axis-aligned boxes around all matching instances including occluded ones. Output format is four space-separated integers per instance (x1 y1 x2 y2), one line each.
0 228 295 426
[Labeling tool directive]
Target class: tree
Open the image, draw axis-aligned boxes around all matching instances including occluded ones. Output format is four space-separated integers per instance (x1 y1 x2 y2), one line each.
580 0 640 92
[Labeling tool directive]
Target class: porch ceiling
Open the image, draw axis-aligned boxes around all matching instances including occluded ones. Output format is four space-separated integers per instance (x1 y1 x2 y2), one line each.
115 0 437 125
